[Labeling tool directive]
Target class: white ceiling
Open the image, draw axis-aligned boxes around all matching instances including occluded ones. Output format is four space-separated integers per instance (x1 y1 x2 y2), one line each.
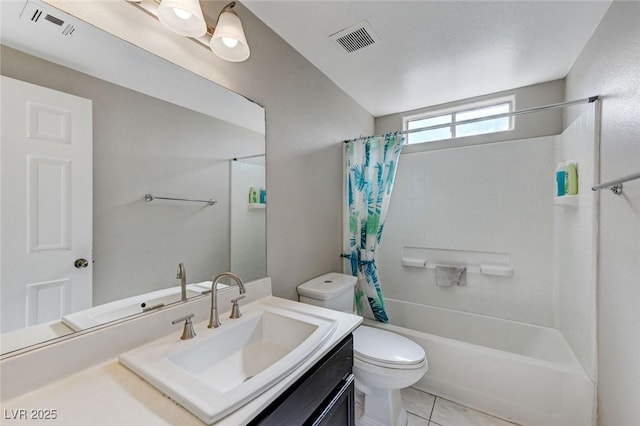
244 1 611 117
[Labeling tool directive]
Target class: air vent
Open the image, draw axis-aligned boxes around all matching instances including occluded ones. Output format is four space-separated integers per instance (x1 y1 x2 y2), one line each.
19 1 77 37
329 21 380 53
44 14 64 27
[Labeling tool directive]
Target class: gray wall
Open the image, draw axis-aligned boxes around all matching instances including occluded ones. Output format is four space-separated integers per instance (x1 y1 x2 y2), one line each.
564 2 640 425
376 79 565 146
1 45 264 304
199 2 375 300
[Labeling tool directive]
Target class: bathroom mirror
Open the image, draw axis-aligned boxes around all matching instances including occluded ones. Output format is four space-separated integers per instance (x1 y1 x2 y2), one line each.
0 1 266 355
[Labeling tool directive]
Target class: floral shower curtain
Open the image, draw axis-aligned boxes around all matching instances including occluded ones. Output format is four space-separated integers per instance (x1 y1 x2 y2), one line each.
344 133 405 322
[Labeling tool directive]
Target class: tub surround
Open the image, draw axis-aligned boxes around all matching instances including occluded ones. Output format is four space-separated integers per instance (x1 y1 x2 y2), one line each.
368 298 594 426
373 106 598 425
379 135 555 327
552 106 598 382
0 278 362 424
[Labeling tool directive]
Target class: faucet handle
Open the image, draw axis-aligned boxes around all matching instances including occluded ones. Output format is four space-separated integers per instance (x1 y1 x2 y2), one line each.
229 295 246 319
172 313 196 340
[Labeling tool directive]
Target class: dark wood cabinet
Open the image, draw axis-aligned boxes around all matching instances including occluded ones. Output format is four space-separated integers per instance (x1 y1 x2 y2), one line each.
249 334 354 426
307 373 354 426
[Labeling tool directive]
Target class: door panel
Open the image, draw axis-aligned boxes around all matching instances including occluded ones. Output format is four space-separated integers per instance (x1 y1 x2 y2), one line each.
28 156 72 251
27 102 72 144
25 279 72 326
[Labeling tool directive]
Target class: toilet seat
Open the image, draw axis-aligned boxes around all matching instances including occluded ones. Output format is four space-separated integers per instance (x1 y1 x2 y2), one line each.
353 326 426 370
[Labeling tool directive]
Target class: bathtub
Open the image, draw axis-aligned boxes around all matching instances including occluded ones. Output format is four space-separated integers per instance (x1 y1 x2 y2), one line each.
364 298 595 426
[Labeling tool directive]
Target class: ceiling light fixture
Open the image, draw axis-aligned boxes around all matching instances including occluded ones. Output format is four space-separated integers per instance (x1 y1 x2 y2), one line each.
209 2 250 62
157 0 206 37
126 0 251 62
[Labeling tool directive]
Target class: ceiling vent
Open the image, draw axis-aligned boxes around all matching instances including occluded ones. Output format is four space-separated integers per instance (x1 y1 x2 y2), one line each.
19 1 77 37
329 21 380 53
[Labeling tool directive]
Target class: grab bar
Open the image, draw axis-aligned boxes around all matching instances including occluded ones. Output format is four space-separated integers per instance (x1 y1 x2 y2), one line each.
591 171 640 195
144 193 217 206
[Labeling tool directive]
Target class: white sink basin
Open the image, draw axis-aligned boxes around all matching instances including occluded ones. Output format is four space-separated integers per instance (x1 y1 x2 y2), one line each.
119 301 337 424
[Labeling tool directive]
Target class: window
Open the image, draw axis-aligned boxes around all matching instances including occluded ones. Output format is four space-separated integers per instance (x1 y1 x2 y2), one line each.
403 97 514 144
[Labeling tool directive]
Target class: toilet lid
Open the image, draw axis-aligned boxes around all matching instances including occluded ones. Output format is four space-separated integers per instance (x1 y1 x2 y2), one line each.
297 273 356 300
353 326 425 367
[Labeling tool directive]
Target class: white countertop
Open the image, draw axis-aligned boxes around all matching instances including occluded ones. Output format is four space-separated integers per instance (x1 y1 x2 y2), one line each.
0 294 362 425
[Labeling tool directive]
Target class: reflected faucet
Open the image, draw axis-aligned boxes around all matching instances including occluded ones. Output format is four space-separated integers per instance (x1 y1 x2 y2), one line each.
208 272 245 328
177 263 187 302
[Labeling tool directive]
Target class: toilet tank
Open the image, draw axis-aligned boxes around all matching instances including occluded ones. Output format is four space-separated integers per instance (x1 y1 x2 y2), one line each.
297 272 357 314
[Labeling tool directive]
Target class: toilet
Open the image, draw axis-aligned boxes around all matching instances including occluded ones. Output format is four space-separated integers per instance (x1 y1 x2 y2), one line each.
298 272 428 426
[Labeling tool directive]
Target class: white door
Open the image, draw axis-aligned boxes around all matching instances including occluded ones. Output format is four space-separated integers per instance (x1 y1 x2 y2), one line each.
1 76 92 333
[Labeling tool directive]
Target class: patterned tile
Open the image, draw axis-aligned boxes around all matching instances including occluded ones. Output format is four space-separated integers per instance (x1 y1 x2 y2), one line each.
401 387 436 419
431 398 517 426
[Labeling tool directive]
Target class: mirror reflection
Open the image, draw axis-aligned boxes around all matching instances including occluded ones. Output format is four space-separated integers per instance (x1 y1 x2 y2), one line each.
0 1 266 355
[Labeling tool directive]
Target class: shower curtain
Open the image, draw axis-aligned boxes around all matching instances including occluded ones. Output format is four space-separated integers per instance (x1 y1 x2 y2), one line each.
344 133 405 322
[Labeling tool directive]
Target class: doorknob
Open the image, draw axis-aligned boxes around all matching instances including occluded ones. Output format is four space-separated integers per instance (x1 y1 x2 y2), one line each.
74 258 89 269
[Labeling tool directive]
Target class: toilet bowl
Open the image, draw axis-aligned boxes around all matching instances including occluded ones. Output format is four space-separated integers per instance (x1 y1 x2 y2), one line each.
297 273 428 426
352 325 428 426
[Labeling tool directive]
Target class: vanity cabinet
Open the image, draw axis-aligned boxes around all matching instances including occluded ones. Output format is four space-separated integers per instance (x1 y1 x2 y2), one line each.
249 334 354 426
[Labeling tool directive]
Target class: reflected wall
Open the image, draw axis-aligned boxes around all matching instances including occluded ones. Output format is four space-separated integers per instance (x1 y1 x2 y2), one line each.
2 45 264 307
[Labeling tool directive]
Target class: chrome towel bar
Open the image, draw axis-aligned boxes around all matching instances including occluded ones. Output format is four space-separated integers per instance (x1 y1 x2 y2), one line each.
144 193 217 206
592 171 640 195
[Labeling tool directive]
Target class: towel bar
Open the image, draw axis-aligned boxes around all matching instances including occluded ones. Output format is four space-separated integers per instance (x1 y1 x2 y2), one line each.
144 193 217 206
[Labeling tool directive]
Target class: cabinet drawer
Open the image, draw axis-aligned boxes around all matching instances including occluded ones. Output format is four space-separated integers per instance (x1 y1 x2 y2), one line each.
249 334 353 425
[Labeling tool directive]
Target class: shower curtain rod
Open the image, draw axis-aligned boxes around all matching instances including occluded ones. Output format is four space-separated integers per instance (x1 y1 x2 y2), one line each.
343 96 599 142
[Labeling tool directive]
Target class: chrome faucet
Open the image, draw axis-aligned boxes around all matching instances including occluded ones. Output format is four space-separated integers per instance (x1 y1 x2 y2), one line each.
177 263 187 302
208 272 245 328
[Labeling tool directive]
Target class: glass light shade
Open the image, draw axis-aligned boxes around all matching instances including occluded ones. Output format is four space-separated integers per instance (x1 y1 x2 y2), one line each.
157 0 207 38
210 11 250 62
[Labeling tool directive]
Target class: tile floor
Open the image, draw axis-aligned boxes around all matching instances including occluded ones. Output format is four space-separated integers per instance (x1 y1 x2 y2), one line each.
400 387 519 426
384 388 515 426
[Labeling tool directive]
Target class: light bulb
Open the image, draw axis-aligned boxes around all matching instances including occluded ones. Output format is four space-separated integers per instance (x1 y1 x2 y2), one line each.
210 10 250 61
158 0 206 37
222 37 239 48
172 7 192 20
